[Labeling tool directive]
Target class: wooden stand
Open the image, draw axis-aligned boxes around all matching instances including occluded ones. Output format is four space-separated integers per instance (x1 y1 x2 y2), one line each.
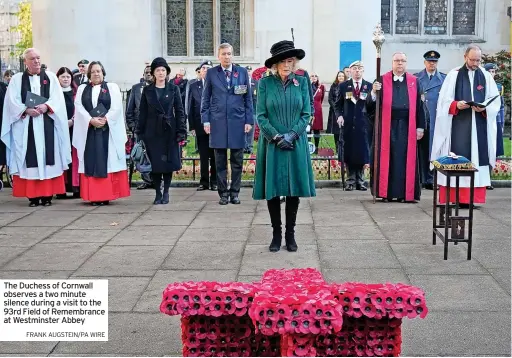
432 167 478 260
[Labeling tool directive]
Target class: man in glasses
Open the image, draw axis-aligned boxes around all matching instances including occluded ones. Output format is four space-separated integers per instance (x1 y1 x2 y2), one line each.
126 65 153 189
366 52 425 202
73 59 89 86
432 44 501 207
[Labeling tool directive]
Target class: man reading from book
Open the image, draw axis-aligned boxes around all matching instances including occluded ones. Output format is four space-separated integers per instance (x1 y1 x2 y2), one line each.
431 44 501 206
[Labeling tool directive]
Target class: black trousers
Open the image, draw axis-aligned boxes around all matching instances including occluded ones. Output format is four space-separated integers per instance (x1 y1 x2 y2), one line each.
346 164 365 186
197 135 216 187
214 148 243 196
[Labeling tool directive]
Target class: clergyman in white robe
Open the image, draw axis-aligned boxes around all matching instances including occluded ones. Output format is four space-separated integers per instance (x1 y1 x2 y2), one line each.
431 65 500 204
1 71 71 202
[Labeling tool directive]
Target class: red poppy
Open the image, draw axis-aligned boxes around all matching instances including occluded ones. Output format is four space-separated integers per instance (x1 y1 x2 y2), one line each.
102 88 108 93
233 72 239 78
476 85 484 91
43 80 48 85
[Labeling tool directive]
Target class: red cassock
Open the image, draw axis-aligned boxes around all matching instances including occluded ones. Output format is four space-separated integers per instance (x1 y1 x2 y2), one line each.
13 175 66 198
437 101 487 204
80 171 130 202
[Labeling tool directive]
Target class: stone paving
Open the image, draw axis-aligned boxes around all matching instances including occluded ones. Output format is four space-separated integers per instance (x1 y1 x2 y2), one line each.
0 187 510 357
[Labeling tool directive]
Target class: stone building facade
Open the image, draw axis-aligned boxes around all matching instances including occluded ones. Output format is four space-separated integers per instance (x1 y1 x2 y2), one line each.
32 0 509 90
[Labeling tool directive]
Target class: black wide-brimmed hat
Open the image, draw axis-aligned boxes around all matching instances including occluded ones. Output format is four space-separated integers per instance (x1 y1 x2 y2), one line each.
150 57 171 75
264 40 305 68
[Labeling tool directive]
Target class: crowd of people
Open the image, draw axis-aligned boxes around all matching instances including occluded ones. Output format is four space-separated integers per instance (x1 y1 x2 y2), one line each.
0 41 505 252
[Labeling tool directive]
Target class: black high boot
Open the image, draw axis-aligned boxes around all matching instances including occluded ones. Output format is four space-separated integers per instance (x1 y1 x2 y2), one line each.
162 173 172 204
285 196 300 252
267 197 282 252
152 173 162 205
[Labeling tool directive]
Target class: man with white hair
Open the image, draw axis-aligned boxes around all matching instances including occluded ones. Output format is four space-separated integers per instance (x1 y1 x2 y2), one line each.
1 48 71 206
431 44 500 206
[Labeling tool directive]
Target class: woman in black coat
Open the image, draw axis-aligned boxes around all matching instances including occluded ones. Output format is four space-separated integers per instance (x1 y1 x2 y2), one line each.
137 57 187 204
326 71 346 143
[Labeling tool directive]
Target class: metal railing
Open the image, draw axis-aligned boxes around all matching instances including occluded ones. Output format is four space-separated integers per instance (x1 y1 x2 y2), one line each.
181 156 340 181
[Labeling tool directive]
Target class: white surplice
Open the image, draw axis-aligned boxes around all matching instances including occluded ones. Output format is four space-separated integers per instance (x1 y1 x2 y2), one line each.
1 71 71 180
72 82 127 174
431 66 500 188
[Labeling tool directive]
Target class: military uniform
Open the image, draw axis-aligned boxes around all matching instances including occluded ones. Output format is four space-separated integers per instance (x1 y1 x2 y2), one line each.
414 50 446 188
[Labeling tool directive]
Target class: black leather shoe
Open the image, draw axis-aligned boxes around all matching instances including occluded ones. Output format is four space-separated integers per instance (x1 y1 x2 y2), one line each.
356 184 367 191
345 184 354 191
56 194 67 199
210 184 218 191
161 193 169 204
424 183 434 190
486 185 494 190
196 184 208 191
219 196 229 205
230 195 241 205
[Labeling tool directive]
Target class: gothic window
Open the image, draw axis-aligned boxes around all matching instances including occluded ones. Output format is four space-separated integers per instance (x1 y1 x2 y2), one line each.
220 0 241 56
193 0 214 56
395 0 419 34
166 0 187 56
424 0 447 35
165 0 244 58
381 0 391 34
452 0 476 35
380 0 477 37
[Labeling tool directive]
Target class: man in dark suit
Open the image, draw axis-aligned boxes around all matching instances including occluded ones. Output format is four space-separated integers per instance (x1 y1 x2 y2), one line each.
73 59 89 86
201 43 253 205
334 60 372 191
188 60 217 191
414 50 446 190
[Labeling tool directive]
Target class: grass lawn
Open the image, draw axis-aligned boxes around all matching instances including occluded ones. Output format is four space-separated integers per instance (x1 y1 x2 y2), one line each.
503 137 511 157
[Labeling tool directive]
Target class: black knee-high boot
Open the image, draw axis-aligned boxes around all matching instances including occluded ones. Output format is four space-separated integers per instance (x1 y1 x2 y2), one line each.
285 196 300 252
267 197 282 252
162 173 172 204
152 173 162 204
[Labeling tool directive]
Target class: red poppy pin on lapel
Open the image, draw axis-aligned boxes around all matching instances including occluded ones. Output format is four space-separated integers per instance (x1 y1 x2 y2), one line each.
233 72 239 78
43 80 48 85
292 79 299 86
477 85 484 91
102 88 108 93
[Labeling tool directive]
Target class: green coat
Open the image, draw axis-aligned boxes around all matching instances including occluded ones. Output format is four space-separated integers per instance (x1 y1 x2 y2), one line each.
252 73 316 200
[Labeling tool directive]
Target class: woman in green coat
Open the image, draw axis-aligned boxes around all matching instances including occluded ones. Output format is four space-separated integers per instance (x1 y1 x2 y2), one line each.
253 40 316 253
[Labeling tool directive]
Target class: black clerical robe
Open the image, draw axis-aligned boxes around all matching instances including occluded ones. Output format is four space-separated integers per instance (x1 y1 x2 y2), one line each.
366 71 425 202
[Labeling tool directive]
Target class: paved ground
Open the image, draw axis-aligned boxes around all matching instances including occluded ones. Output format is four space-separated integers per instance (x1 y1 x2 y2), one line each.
0 187 510 357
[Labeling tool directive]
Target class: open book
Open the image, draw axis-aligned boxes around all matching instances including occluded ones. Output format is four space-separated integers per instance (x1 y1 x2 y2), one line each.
26 92 48 107
466 95 499 108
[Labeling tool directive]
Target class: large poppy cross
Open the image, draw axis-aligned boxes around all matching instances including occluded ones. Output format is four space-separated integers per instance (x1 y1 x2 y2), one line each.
160 268 427 357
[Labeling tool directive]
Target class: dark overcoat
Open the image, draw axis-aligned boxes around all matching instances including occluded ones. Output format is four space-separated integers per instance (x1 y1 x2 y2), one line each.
334 79 372 165
137 82 187 173
201 65 254 149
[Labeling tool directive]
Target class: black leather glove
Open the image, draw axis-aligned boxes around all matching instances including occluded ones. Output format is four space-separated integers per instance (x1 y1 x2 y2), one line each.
277 137 294 150
283 131 299 143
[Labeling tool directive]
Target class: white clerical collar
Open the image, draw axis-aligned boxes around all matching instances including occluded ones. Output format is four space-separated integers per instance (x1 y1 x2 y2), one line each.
393 73 405 82
62 86 72 92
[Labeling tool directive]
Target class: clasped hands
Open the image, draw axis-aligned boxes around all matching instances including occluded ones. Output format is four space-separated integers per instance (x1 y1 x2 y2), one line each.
457 100 485 113
273 131 298 150
90 117 107 128
24 104 48 118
